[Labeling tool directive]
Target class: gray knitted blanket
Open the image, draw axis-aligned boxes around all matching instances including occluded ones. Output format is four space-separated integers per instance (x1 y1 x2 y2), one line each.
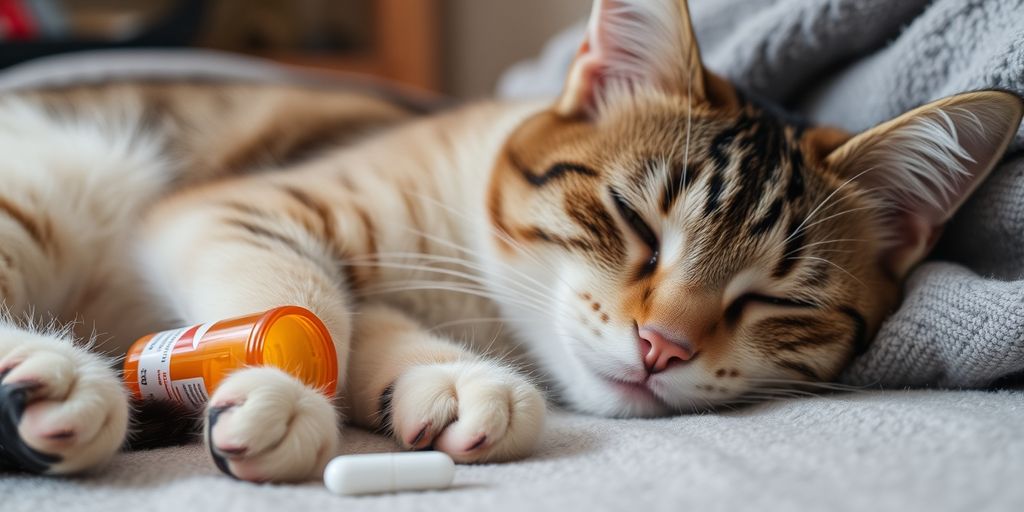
500 0 1024 388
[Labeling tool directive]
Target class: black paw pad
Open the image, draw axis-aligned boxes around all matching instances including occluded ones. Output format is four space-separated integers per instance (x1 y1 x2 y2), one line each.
0 370 62 473
206 404 237 479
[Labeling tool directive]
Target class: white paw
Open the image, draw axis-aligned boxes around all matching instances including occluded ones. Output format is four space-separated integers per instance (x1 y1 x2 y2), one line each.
0 326 128 474
205 367 339 482
389 360 545 463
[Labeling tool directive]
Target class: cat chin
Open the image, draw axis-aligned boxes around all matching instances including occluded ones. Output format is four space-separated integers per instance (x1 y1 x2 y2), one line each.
558 355 750 417
547 362 672 418
571 383 674 418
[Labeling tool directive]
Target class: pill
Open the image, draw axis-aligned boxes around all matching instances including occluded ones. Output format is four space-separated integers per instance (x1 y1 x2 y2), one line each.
324 452 455 495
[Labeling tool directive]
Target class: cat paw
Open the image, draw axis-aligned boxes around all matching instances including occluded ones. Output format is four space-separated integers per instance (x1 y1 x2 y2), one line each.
205 367 338 482
389 360 545 463
0 327 129 474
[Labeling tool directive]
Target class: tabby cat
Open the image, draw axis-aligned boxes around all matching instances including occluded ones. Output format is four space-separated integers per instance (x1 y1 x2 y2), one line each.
0 0 1020 482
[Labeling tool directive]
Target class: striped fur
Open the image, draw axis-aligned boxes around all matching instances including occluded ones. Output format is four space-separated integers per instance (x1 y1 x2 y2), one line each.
0 0 1021 483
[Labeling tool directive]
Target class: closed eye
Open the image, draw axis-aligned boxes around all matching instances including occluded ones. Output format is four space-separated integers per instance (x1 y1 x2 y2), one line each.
610 189 659 277
725 293 818 322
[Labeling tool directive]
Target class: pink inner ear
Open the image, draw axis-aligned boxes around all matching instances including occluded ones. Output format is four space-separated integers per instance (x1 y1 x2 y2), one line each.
564 40 607 116
557 0 707 117
558 36 596 116
881 211 941 280
835 95 1024 279
872 146 982 279
559 1 633 118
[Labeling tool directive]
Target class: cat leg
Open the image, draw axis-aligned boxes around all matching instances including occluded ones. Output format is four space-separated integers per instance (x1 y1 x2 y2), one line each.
0 197 128 475
346 304 546 463
0 95 185 474
140 194 352 482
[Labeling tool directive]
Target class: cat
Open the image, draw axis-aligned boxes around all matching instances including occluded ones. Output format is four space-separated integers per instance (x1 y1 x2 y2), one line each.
0 0 1020 483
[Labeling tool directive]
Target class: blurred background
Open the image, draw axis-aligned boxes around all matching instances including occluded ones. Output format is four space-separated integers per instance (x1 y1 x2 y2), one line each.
0 0 589 98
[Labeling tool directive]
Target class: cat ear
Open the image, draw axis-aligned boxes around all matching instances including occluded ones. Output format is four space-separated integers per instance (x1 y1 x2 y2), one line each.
556 0 728 117
822 91 1023 278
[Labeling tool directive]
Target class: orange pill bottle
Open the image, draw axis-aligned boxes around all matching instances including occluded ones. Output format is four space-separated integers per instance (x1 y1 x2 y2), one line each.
123 306 338 411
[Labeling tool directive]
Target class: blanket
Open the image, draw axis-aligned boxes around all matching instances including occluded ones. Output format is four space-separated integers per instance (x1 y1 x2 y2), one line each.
500 0 1024 388
3 390 1023 512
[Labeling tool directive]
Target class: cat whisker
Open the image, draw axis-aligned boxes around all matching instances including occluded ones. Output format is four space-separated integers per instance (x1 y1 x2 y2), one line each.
680 48 694 201
781 238 866 258
344 246 559 313
357 281 552 317
754 387 818 396
743 378 869 393
408 192 581 295
362 286 549 320
389 223 573 307
738 391 818 402
465 324 507 362
786 256 864 286
799 205 885 233
386 221 555 290
344 258 551 306
739 383 859 402
429 316 511 332
785 248 855 258
768 166 881 257
348 250 555 304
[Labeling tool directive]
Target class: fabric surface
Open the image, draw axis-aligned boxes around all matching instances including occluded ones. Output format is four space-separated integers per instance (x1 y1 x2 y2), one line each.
3 391 1023 512
0 48 447 112
0 49 309 90
500 0 1024 388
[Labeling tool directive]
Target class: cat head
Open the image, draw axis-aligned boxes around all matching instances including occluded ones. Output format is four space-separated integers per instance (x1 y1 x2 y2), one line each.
486 0 1023 417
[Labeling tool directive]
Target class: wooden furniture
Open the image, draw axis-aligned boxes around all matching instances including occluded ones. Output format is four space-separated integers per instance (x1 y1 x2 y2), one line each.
0 0 442 93
252 0 441 92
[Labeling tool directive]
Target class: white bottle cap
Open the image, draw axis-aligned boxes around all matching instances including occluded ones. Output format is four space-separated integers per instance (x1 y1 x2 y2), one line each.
324 452 455 496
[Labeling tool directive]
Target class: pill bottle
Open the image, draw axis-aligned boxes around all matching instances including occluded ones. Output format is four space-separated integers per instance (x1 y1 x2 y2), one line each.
123 306 338 411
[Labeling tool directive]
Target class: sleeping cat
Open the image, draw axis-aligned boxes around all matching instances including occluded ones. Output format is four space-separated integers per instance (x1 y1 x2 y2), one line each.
0 0 1020 482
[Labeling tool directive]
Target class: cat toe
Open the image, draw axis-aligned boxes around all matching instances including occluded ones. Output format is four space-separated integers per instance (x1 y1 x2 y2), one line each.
391 361 545 463
0 330 128 474
204 367 339 482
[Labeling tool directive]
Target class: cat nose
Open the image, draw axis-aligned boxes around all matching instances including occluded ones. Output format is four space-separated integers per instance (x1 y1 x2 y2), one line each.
637 326 696 373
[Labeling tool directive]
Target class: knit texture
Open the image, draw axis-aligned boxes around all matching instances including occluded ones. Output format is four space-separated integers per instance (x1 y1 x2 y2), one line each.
500 0 1024 388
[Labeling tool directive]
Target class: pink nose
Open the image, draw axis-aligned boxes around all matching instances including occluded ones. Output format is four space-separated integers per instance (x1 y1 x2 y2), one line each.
638 327 696 373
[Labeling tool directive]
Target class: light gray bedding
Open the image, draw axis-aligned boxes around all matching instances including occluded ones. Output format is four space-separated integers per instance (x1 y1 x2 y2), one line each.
4 390 1023 512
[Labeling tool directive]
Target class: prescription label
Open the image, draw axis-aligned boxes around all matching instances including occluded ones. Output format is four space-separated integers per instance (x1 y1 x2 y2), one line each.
136 323 214 412
170 377 210 411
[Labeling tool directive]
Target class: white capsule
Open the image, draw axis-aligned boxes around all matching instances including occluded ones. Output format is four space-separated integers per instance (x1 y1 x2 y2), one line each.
324 452 455 495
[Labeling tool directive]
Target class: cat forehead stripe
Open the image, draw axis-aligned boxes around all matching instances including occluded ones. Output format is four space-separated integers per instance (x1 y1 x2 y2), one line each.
509 151 599 187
